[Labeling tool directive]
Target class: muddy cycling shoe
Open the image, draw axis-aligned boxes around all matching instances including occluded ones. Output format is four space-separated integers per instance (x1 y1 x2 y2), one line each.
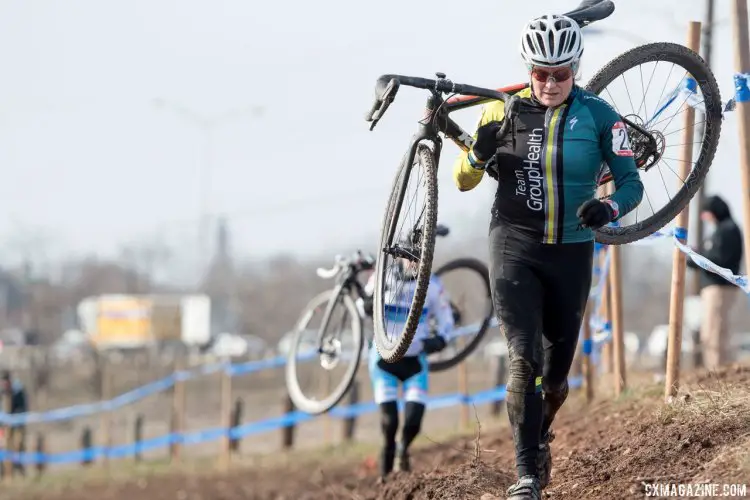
537 429 556 489
506 475 542 500
395 443 411 472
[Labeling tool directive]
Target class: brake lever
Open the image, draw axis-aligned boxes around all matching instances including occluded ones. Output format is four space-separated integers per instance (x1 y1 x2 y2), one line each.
505 95 521 150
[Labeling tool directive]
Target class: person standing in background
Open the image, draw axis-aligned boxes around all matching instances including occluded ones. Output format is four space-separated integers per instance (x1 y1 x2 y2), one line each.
1 370 27 476
687 195 744 370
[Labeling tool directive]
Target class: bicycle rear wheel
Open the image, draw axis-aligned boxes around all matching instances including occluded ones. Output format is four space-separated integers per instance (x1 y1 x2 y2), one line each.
285 288 363 415
585 42 722 245
428 257 493 372
373 143 438 363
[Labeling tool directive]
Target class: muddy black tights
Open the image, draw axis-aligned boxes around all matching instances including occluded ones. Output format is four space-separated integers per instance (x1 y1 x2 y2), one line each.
489 225 593 478
379 401 425 475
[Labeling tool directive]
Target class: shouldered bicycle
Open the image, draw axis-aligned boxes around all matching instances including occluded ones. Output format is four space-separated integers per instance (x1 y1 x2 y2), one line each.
365 0 722 362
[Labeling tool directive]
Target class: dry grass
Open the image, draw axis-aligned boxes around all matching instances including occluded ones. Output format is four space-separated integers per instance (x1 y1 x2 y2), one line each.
655 376 750 425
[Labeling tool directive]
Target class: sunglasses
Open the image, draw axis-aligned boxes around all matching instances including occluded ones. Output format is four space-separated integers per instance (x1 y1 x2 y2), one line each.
531 67 573 83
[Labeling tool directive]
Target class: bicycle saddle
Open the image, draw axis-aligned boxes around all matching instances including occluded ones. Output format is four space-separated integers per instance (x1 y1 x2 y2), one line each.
564 0 615 27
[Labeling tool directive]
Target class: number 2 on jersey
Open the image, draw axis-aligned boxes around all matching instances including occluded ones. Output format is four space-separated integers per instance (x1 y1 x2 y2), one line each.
611 121 634 157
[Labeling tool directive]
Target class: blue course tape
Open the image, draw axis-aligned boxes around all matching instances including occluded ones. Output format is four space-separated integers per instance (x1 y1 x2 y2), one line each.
735 73 750 103
0 243 612 427
674 227 688 242
685 77 697 93
582 339 593 355
0 362 226 426
0 376 581 465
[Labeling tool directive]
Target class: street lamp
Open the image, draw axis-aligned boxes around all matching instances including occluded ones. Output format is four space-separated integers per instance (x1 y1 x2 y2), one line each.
152 99 264 285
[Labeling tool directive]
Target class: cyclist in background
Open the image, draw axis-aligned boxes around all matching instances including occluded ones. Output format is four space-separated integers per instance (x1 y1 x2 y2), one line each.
360 251 455 481
452 13 644 500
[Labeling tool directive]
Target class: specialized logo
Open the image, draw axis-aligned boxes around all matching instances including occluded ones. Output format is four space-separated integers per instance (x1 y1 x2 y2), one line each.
569 116 578 130
457 131 474 149
514 127 545 211
611 121 634 157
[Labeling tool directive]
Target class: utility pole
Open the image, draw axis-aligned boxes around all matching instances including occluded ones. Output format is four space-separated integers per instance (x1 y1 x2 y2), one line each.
153 100 264 288
690 0 715 369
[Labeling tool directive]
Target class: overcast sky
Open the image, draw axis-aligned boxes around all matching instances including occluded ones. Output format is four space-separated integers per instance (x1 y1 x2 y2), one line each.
0 0 744 283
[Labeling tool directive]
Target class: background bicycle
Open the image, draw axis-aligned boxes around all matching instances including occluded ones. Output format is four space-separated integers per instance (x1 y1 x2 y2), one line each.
284 224 493 415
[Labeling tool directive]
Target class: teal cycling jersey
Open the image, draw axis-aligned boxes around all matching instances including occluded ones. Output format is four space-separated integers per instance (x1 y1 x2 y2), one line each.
453 85 644 244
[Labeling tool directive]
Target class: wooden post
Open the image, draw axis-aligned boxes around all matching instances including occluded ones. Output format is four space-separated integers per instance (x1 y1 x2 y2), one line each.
342 381 359 443
571 341 583 377
134 414 144 462
218 365 232 470
81 426 93 467
99 359 112 467
665 21 702 401
281 395 295 450
598 266 613 374
230 398 243 453
732 0 750 278
609 239 627 396
582 299 595 403
170 358 186 463
2 385 12 481
322 374 333 445
458 365 469 428
35 433 45 477
457 338 469 428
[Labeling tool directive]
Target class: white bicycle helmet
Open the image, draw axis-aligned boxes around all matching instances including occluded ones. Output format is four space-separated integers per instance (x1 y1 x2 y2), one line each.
520 14 584 71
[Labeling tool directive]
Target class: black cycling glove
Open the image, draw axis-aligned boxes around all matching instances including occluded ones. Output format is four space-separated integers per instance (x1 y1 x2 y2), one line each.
576 198 617 230
471 121 504 162
422 335 447 355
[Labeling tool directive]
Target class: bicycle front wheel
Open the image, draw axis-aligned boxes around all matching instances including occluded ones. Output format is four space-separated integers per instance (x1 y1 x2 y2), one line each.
285 288 364 415
585 42 722 245
373 143 438 363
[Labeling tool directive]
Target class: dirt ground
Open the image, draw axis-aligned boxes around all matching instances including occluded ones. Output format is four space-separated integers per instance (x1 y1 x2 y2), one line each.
8 362 750 500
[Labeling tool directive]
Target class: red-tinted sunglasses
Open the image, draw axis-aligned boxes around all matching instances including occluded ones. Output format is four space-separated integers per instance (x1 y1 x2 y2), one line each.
531 67 573 83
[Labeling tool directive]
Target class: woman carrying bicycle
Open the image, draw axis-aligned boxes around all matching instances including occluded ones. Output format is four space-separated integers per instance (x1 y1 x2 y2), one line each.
362 252 454 481
453 13 644 500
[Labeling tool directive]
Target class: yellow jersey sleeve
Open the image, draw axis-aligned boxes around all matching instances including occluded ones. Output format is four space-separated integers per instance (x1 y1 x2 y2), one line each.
452 100 506 192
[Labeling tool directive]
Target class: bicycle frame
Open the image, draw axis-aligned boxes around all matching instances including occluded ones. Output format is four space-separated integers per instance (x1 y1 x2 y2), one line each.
313 263 369 347
378 76 659 249
373 75 520 248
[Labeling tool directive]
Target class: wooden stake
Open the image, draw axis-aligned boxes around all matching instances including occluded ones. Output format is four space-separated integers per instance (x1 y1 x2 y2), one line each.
609 240 627 396
598 259 613 375
457 337 469 428
665 21 702 401
218 364 232 470
2 383 12 482
582 299 595 403
100 360 112 469
732 0 750 278
170 357 186 463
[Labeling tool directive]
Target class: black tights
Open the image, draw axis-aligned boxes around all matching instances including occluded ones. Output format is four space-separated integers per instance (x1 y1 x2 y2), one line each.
379 401 425 474
489 225 593 478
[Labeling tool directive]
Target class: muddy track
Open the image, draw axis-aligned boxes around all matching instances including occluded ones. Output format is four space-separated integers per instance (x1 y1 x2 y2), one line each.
18 363 750 500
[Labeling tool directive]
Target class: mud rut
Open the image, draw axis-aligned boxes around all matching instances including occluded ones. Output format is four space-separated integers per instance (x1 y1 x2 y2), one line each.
20 364 750 500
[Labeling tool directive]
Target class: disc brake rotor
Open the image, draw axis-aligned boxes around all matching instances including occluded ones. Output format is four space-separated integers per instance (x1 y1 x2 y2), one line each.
319 337 342 370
